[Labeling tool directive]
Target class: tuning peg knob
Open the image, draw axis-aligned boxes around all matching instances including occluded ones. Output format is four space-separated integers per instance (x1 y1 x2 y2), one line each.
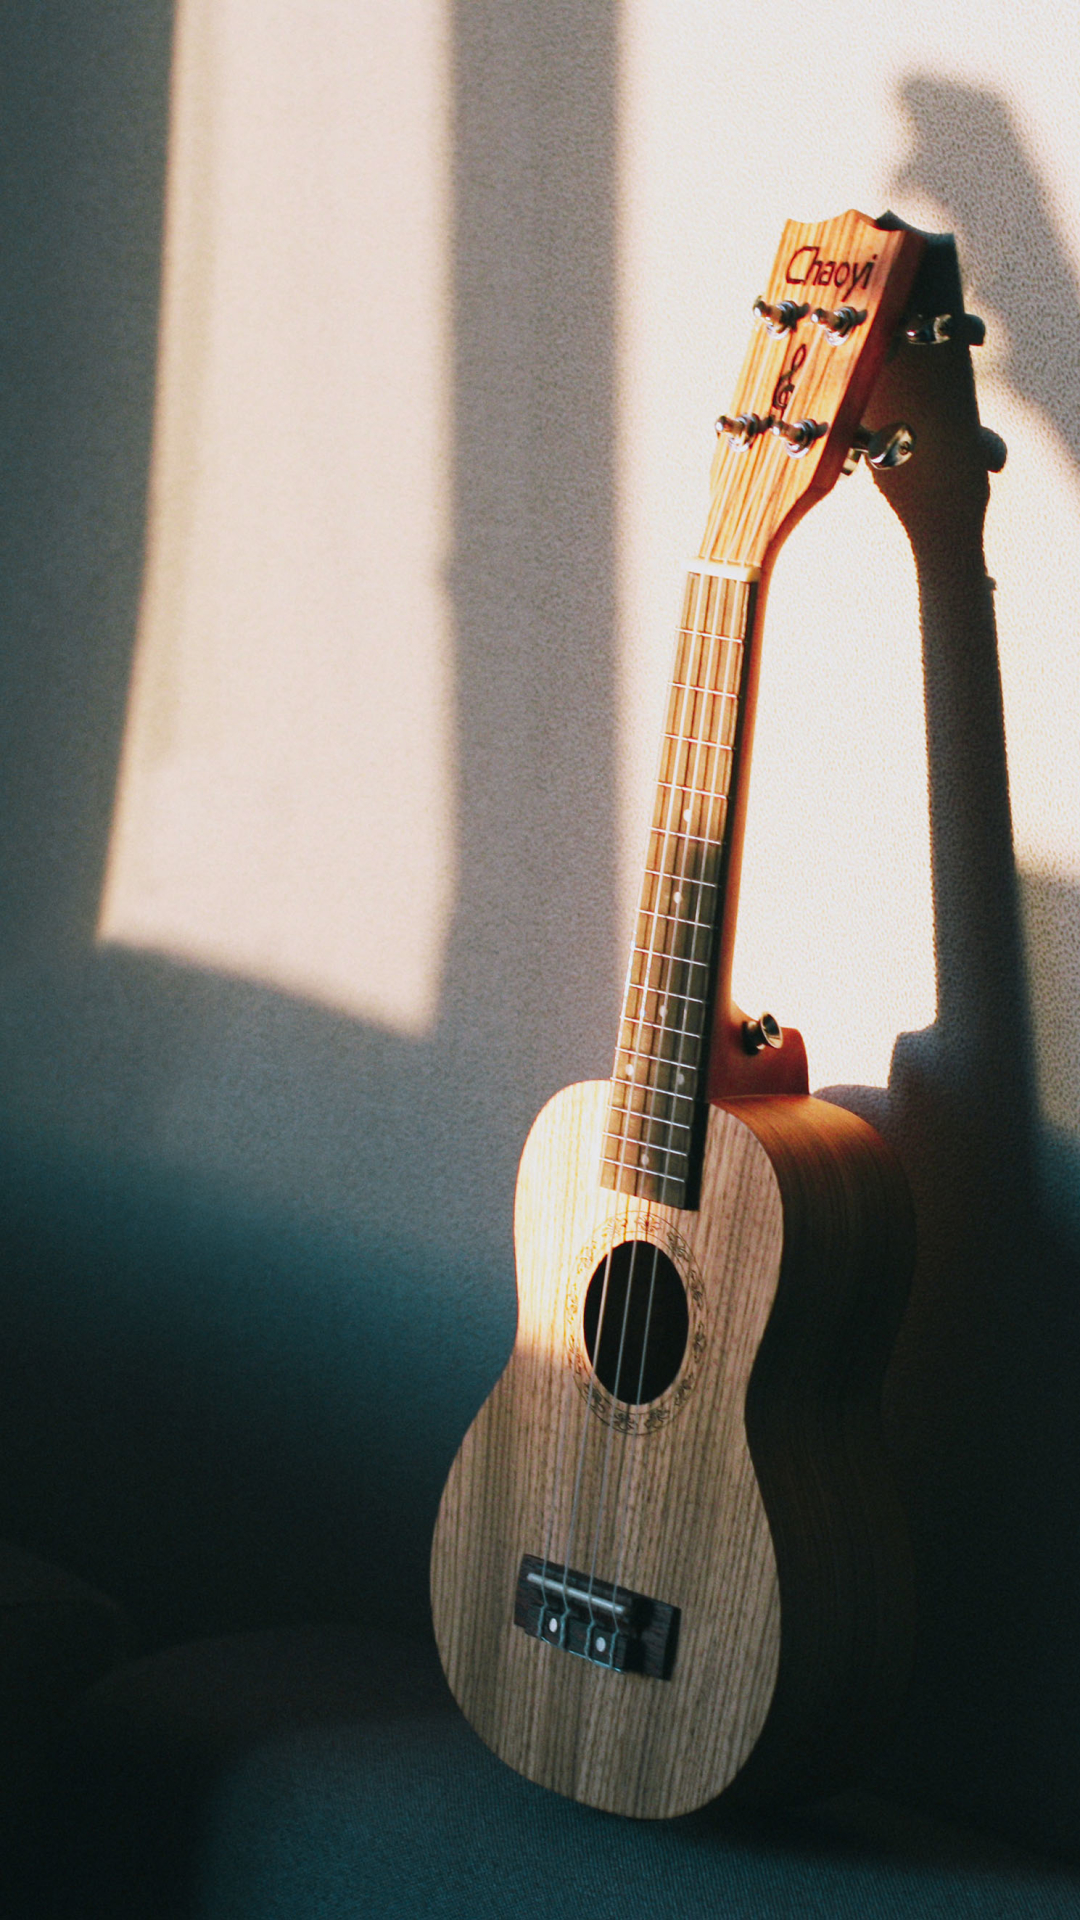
809 304 867 343
752 296 808 335
716 411 770 450
769 417 826 457
743 1012 783 1054
904 311 986 347
843 421 916 474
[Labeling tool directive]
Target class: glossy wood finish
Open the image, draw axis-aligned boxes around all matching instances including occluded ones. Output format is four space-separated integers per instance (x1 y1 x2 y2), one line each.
431 1082 915 1817
701 211 923 572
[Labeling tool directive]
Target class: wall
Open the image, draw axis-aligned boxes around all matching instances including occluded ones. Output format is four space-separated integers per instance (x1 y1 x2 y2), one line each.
1 0 1080 1863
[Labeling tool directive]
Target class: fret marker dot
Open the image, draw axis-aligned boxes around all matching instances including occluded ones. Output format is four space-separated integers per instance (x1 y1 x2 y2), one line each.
596 1635 607 1653
678 1072 686 1085
673 891 682 903
683 808 691 822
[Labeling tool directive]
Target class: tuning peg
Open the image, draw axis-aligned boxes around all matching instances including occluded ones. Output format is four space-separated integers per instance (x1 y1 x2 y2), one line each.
981 427 1007 472
809 304 867 343
752 296 808 335
843 422 916 475
743 1012 783 1054
903 311 986 347
716 412 770 450
769 417 826 457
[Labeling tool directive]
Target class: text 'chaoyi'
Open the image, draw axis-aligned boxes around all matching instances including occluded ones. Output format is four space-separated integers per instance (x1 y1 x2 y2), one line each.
784 247 877 292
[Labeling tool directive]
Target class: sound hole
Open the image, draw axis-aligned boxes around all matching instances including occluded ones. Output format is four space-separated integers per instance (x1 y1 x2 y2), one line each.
582 1242 689 1405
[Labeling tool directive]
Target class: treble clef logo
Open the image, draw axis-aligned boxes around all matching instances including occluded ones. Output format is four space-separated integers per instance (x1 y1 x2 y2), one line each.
771 341 806 417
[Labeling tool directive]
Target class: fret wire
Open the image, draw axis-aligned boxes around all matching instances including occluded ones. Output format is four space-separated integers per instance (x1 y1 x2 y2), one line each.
654 766 732 792
620 1035 703 1062
603 1149 690 1175
615 1037 701 1064
671 633 744 699
624 985 707 1010
615 1048 699 1081
642 871 718 906
607 1110 694 1138
642 862 721 882
669 663 742 698
630 944 709 970
614 1061 696 1089
662 728 735 754
633 935 713 973
608 1100 695 1128
643 835 726 861
607 1115 694 1143
600 1144 688 1173
636 908 715 945
652 802 728 842
675 630 743 658
635 908 714 944
630 913 714 944
607 1126 693 1150
672 636 744 653
608 1072 697 1102
602 1158 688 1180
687 557 760 583
602 1129 689 1157
651 805 728 842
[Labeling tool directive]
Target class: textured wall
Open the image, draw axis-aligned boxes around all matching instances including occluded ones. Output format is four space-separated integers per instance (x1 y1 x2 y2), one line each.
1 0 1080 1865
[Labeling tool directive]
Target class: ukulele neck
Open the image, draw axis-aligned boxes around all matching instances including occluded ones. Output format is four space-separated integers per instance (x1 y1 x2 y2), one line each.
601 558 761 1210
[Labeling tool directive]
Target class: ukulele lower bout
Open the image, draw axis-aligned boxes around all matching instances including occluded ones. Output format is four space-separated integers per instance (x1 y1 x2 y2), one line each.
430 1079 914 1819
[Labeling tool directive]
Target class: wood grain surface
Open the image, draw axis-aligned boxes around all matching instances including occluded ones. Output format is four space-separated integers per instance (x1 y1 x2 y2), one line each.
431 1082 914 1817
701 210 923 571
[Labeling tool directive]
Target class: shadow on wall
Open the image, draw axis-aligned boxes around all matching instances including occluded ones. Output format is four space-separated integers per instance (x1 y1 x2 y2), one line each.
0 4 620 1645
817 81 1080 1863
895 74 1080 1256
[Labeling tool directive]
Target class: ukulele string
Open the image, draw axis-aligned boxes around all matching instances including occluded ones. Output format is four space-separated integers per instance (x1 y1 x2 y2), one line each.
606 575 744 1615
553 581 704 1620
550 566 741 1643
585 568 733 1630
585 1234 662 1632
580 573 708 1623
582 1234 644 1633
555 1235 620 1621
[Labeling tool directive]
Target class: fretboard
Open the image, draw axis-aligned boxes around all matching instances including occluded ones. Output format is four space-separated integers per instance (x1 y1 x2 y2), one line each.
600 563 756 1208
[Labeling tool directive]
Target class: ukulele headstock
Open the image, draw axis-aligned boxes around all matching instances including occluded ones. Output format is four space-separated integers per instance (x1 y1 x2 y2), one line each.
702 209 925 572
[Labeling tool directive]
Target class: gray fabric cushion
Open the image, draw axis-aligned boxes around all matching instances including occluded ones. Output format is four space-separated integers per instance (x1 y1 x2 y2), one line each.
47 1627 1080 1919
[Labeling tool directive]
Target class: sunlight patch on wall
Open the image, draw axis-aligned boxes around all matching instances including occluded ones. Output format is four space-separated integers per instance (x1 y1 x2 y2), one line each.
99 0 455 1036
732 488 936 1093
616 0 939 1094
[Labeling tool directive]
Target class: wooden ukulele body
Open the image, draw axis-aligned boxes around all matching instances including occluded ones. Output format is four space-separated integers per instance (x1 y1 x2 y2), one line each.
431 1079 914 1818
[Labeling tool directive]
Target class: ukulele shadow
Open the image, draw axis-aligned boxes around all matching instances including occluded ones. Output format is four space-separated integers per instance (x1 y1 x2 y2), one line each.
810 83 1080 1861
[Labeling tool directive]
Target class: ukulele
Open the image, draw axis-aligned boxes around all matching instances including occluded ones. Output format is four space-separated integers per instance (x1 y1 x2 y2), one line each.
432 210 931 1818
